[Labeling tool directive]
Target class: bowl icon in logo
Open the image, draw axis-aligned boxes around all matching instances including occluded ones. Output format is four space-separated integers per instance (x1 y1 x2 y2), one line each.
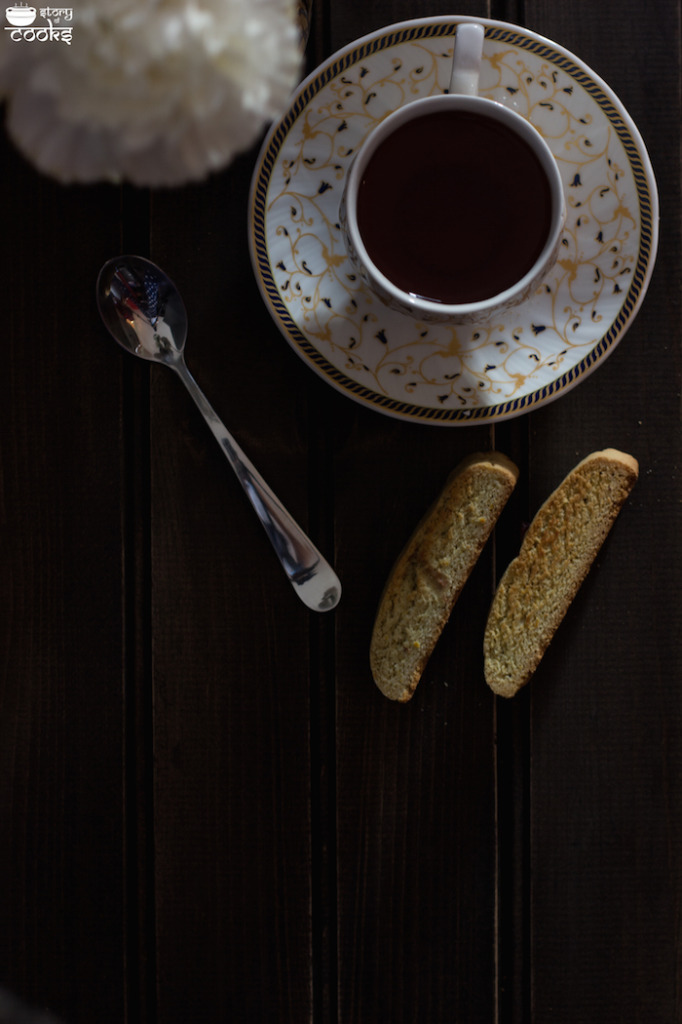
6 5 37 25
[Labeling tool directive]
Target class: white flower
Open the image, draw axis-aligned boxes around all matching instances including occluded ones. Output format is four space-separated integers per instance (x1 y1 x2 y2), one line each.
0 0 303 185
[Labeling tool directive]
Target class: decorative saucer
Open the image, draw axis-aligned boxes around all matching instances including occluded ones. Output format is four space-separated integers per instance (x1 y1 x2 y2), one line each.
249 16 659 425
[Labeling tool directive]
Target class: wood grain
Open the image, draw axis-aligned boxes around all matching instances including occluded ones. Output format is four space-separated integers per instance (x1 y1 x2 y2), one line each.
0 0 680 1022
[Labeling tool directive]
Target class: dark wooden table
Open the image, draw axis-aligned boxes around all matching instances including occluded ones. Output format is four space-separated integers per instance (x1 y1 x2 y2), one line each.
2 1 680 1021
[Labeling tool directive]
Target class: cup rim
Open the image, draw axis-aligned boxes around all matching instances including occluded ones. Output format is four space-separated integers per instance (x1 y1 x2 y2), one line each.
343 93 566 318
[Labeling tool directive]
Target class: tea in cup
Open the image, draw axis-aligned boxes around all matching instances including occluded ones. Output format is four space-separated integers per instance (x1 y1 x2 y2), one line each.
340 23 565 323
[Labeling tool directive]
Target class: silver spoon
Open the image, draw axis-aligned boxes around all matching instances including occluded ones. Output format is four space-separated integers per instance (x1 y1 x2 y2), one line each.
96 255 341 612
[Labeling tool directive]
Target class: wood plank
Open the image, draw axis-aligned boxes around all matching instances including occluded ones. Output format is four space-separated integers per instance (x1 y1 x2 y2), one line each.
326 2 500 1020
147 151 317 1019
500 3 682 1020
0 144 129 1021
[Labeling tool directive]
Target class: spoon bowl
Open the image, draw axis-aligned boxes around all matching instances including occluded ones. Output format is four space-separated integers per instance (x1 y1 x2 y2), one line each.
97 255 188 363
97 255 341 612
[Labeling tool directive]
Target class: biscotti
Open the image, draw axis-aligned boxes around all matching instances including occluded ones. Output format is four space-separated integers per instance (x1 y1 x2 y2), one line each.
484 448 639 698
370 452 519 702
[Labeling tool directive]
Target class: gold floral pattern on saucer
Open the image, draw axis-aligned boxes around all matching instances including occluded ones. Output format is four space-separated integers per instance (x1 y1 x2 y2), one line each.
249 17 658 424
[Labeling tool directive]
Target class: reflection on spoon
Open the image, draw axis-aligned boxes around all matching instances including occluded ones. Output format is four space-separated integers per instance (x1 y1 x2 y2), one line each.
96 254 341 612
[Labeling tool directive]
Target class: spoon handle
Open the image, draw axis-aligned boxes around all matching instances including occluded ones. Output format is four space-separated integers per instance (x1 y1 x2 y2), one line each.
173 358 341 612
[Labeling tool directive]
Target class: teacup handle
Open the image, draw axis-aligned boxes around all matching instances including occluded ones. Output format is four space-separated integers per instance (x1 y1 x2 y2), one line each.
449 22 484 96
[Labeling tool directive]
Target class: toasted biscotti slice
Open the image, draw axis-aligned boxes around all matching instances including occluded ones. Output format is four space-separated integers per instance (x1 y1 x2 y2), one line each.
484 448 639 698
370 452 519 702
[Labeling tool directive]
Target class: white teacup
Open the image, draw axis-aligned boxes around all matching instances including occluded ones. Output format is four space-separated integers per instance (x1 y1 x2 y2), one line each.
339 23 566 324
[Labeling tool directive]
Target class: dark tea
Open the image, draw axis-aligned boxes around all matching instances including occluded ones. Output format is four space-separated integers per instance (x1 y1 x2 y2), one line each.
355 109 553 305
